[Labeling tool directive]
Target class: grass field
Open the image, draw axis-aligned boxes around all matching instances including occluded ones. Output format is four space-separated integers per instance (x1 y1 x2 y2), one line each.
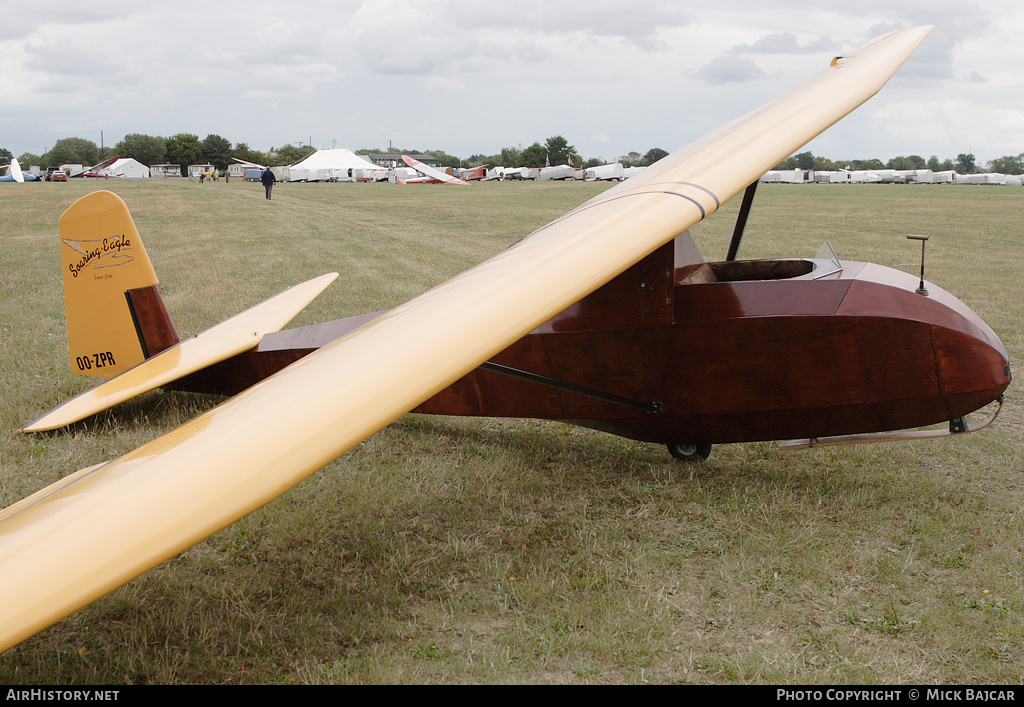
0 179 1021 684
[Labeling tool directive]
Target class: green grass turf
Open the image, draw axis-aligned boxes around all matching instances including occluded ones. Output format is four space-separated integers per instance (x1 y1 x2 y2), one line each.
0 179 1020 683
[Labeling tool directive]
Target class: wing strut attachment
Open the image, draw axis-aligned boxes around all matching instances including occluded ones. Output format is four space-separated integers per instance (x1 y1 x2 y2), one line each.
726 181 759 261
479 361 663 413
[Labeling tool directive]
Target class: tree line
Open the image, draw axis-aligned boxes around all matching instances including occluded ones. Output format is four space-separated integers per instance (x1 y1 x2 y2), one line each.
5 136 1020 176
3 133 669 174
776 150 1024 175
3 134 316 176
356 136 668 170
452 137 668 170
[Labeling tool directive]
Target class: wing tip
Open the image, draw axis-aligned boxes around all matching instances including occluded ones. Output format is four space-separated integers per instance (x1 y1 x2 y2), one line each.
17 417 59 434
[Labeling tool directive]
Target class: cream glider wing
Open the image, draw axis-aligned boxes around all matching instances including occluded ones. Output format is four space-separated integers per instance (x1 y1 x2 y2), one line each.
0 26 932 652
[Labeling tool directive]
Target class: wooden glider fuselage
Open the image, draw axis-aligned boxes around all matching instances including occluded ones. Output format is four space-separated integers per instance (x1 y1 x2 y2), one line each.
167 233 1010 448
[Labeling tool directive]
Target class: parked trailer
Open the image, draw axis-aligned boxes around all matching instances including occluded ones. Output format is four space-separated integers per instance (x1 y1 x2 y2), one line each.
894 169 934 183
458 166 488 181
959 173 1007 185
848 171 881 183
505 167 539 180
869 169 903 183
388 168 420 183
539 165 575 181
230 164 265 180
760 169 805 183
350 168 381 182
584 163 624 181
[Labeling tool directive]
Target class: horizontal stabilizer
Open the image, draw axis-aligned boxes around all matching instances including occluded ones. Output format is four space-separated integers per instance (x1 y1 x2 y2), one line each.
21 273 338 432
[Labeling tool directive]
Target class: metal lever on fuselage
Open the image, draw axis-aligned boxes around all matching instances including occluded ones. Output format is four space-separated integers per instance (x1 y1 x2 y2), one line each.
907 234 929 295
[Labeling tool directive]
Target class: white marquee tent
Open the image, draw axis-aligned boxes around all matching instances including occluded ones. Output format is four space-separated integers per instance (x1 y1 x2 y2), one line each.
98 158 151 179
287 149 386 181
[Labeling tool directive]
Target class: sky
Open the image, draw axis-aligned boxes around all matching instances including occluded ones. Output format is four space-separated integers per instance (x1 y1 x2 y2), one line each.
2 0 1023 167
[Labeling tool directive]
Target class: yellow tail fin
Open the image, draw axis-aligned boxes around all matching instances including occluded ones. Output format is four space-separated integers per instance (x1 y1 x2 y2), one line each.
59 191 179 378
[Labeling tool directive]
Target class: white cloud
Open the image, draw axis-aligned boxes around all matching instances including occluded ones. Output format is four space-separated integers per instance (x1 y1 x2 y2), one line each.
694 55 767 84
728 32 834 54
1 0 1022 165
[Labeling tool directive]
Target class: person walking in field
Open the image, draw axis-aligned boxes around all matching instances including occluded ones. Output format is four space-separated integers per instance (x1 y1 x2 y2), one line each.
261 168 276 200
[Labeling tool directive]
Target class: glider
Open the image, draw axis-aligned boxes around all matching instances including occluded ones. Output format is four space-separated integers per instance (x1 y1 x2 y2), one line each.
81 156 122 179
400 154 470 184
0 158 37 183
2 26 1010 653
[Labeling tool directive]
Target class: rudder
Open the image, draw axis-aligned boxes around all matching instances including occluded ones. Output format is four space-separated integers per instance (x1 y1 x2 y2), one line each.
59 191 180 378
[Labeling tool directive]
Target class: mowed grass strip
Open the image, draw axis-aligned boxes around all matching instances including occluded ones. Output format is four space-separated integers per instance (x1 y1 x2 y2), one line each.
0 180 1020 684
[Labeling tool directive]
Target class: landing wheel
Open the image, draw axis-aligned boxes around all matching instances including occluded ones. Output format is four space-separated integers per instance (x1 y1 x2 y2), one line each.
667 443 712 462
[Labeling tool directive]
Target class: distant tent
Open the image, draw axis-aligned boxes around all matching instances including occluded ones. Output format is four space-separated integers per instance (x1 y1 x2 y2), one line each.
287 149 386 181
103 158 151 179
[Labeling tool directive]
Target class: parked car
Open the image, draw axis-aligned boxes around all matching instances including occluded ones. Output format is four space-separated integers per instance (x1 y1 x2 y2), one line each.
51 170 68 182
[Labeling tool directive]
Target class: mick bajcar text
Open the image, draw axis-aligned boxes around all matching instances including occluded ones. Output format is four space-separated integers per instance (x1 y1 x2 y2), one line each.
777 689 1015 702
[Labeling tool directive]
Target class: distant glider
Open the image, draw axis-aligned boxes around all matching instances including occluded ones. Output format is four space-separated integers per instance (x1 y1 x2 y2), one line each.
2 26 1010 654
81 156 121 179
400 154 469 184
0 158 36 182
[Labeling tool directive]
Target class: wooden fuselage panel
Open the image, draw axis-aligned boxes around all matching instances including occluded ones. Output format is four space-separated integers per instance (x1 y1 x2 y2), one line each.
413 256 1009 445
